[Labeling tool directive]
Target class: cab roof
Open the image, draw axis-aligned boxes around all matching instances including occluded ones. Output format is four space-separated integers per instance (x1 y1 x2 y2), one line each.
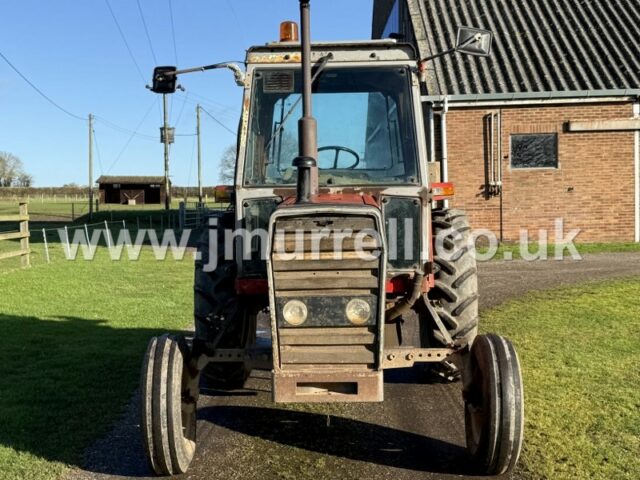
246 40 416 65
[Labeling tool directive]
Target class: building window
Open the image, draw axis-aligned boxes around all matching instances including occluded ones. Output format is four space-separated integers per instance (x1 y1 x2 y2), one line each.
511 133 558 169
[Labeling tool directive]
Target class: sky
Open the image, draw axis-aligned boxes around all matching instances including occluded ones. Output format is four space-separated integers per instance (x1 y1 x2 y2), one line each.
0 0 373 187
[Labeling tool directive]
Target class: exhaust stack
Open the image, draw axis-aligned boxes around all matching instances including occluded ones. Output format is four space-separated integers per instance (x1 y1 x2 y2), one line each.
294 0 318 203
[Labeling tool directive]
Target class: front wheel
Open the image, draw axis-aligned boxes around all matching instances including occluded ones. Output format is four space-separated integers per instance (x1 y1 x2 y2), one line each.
463 334 524 475
140 335 199 476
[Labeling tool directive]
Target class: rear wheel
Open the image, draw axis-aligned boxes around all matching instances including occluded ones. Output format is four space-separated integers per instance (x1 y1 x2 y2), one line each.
418 208 479 381
464 334 524 475
140 335 198 476
194 213 257 389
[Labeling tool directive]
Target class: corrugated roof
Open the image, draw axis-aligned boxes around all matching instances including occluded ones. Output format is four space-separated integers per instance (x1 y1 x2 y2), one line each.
96 176 165 185
410 0 640 95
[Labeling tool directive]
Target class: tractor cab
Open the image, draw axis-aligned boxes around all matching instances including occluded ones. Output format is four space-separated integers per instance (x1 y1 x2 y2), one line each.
240 40 422 190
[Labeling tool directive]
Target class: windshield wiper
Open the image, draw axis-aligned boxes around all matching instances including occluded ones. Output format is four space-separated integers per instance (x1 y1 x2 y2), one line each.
264 53 334 156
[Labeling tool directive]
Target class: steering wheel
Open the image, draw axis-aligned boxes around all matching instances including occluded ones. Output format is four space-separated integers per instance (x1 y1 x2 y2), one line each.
318 146 360 169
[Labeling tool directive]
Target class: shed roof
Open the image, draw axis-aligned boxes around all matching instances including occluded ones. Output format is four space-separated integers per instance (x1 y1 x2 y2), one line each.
96 176 165 185
376 0 640 97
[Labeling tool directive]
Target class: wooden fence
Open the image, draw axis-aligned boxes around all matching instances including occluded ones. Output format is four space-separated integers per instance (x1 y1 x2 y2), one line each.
0 202 30 267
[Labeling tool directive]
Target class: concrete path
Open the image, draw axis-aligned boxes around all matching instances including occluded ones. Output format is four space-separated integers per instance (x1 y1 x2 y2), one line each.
68 252 640 480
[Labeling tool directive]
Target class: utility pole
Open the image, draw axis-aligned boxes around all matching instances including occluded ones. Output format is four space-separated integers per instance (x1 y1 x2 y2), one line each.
88 113 94 219
196 104 203 204
162 93 171 210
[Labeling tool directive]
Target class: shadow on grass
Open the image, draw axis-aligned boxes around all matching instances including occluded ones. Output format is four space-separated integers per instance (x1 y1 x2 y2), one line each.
0 314 163 473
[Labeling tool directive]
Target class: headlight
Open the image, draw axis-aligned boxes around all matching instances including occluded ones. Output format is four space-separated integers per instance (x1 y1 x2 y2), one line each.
345 298 371 325
282 300 308 326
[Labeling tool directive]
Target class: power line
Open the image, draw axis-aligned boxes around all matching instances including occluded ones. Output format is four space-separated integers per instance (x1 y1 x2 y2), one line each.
200 106 236 136
168 0 179 65
104 0 147 83
92 128 105 174
136 0 158 65
105 99 157 174
181 90 240 112
94 114 158 141
175 93 239 124
174 91 189 127
225 0 248 48
0 50 86 121
167 0 179 123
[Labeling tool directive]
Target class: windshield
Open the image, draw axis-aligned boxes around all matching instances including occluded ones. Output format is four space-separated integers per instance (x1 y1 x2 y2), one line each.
244 67 419 186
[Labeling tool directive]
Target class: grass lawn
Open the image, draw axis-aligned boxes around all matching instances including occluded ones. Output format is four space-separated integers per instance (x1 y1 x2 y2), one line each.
0 249 193 480
481 278 640 480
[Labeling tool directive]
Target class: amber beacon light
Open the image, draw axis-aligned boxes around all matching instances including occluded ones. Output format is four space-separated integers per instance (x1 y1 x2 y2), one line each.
280 21 299 42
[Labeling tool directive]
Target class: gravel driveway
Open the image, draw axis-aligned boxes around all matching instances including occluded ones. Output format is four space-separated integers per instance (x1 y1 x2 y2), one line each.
68 252 640 480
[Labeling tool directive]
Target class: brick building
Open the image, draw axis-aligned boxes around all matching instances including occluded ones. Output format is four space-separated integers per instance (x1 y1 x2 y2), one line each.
373 0 640 242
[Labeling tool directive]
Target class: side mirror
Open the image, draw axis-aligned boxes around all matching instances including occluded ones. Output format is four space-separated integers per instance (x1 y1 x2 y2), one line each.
455 26 493 57
151 66 178 94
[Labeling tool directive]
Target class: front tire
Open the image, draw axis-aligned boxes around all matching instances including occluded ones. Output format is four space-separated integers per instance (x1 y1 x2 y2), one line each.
464 334 524 475
140 335 198 476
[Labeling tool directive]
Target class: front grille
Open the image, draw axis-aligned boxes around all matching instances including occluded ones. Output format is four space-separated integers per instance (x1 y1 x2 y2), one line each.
270 213 384 371
272 215 381 297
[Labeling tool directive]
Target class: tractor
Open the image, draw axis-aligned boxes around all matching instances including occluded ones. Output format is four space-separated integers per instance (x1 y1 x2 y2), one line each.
140 0 524 476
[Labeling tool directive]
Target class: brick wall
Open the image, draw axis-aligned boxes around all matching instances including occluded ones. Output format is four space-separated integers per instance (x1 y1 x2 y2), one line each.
444 102 636 242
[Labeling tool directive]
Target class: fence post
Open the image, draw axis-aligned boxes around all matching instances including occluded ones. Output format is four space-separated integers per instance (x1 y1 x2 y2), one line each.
104 220 112 249
179 201 185 230
71 203 75 222
42 228 50 264
64 225 71 258
19 202 30 267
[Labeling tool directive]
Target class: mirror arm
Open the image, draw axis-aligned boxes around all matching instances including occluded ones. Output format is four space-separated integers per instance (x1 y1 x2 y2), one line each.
169 62 246 86
421 47 456 63
420 33 483 63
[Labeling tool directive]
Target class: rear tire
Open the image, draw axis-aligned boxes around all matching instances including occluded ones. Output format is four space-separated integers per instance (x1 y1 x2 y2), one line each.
194 212 257 389
140 335 198 476
428 208 479 348
464 334 524 475
417 209 478 382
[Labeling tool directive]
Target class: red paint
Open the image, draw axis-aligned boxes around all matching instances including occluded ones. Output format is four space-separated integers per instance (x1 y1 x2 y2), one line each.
281 193 379 208
386 276 409 294
386 274 434 295
235 278 268 295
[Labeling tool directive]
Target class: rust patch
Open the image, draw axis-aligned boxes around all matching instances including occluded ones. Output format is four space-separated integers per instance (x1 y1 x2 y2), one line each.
248 53 302 64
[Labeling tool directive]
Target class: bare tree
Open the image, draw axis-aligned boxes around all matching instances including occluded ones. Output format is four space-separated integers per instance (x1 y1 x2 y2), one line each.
218 145 236 184
0 152 30 187
17 173 34 187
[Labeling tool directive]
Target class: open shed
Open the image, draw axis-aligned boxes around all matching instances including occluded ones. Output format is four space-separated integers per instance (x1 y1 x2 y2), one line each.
96 176 166 205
